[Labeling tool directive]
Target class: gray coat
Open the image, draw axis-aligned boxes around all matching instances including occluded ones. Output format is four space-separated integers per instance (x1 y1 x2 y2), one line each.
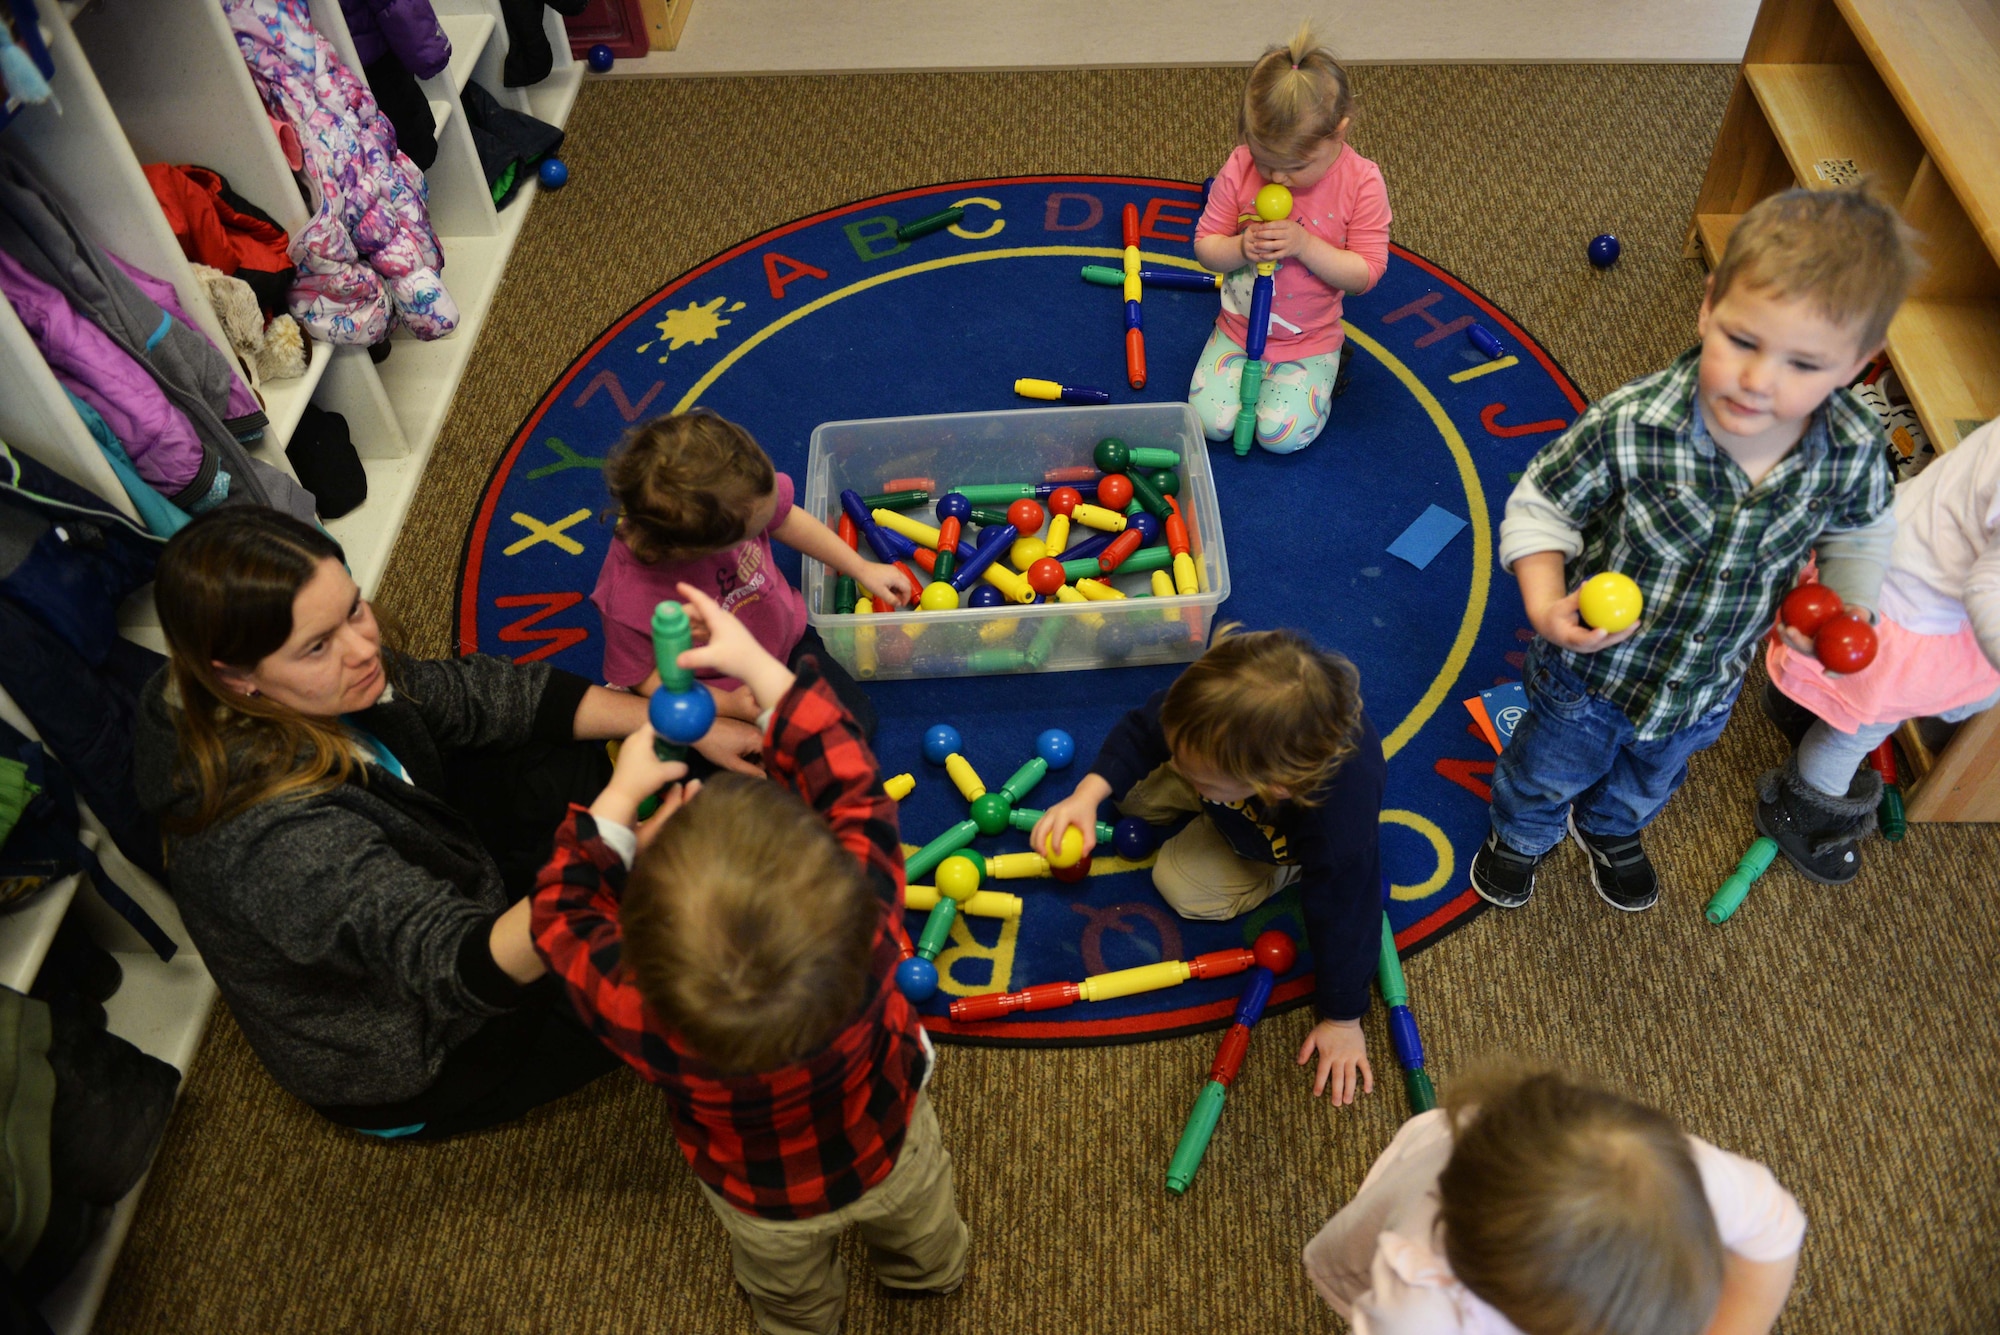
134 654 584 1108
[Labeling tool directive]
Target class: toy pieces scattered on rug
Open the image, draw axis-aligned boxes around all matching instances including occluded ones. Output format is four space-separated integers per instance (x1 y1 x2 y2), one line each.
1166 929 1297 1194
1853 362 1934 480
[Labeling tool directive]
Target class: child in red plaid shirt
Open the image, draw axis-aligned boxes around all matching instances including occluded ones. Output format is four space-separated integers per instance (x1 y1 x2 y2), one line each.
531 582 968 1335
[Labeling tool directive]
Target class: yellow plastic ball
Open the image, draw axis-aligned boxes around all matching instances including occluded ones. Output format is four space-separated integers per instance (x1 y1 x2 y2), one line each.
1577 572 1643 632
1010 537 1048 572
1046 825 1086 870
936 854 983 902
918 581 961 612
1254 182 1293 222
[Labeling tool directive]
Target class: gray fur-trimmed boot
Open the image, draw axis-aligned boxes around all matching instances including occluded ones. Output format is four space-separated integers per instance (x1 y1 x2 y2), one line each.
1754 756 1880 885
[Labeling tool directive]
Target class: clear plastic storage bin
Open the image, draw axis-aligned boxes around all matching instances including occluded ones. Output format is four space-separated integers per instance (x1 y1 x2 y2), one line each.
803 403 1230 680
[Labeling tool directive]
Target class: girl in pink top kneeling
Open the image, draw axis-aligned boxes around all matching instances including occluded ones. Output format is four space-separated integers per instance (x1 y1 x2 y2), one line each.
1190 23 1392 455
591 410 908 756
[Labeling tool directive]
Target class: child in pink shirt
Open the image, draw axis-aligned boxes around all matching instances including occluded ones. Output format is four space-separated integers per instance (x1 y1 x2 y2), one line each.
591 410 909 741
1304 1067 1804 1335
1191 23 1391 454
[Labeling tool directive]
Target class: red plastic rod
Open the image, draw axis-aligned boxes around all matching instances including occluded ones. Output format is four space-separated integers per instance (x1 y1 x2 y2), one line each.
949 981 1083 1022
1099 528 1144 574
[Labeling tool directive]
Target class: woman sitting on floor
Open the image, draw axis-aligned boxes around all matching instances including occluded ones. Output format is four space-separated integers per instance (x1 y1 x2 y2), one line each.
133 508 758 1140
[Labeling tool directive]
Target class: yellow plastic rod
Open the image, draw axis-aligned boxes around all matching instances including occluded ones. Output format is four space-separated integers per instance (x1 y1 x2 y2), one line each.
872 509 941 547
945 753 986 802
905 884 1023 918
1077 959 1191 1002
884 772 915 801
1075 579 1126 601
986 851 1051 880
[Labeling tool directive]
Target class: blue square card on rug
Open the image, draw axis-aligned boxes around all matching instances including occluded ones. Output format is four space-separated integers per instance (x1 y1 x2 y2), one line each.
1480 682 1528 749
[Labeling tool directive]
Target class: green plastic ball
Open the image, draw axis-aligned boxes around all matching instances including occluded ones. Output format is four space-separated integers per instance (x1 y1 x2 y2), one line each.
1093 438 1129 473
970 793 1012 836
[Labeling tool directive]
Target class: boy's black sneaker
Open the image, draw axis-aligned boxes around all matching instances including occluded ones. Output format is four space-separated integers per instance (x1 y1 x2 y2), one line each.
1470 831 1541 909
1568 813 1659 911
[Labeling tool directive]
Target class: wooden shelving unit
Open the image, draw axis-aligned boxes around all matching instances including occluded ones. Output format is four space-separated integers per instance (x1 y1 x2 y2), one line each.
0 1 580 1326
1687 0 2000 823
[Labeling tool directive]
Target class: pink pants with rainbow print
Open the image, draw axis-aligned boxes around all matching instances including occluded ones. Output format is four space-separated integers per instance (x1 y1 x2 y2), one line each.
1187 326 1342 455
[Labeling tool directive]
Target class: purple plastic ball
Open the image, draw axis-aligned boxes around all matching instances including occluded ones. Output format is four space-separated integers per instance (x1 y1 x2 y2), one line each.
1128 512 1162 547
1036 728 1075 769
586 43 615 73
922 723 962 765
967 583 1006 608
935 492 971 522
895 956 938 1002
1114 816 1158 862
1588 233 1621 268
537 158 569 190
649 686 716 745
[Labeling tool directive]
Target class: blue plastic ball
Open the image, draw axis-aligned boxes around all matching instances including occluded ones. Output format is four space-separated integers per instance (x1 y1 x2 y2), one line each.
922 724 962 766
536 158 569 190
1114 816 1158 862
1128 512 1162 547
1588 234 1621 268
586 43 615 72
895 956 938 1002
967 584 1005 608
649 686 716 745
1036 728 1075 769
935 492 971 522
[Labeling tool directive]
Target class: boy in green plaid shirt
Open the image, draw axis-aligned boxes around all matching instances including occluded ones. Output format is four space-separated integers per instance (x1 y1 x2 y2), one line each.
1473 188 1918 912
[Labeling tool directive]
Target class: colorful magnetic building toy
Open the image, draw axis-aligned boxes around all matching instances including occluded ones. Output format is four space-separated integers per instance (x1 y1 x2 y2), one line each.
1377 913 1436 1115
1234 182 1293 455
1166 929 1297 1193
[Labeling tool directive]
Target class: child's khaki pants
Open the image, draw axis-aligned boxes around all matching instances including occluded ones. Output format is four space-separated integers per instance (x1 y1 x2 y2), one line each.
1121 762 1301 918
699 1092 968 1335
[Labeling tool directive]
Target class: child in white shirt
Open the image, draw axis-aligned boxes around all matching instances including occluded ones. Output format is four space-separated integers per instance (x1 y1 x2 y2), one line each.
1303 1067 1803 1335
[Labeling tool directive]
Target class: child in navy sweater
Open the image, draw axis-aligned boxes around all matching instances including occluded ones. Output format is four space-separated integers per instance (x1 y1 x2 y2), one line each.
1032 627 1385 1103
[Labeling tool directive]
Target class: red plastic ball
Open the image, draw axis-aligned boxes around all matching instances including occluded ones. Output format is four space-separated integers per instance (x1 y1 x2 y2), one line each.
1252 930 1297 973
876 630 913 668
1051 853 1090 884
1026 556 1068 597
1814 613 1878 673
1781 584 1844 636
1007 498 1046 535
1047 487 1083 517
1095 473 1134 510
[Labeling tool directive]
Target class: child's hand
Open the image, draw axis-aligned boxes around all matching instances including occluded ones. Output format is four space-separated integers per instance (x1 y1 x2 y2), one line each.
635 778 702 852
708 680 761 722
591 724 690 829
675 582 793 707
1533 589 1640 654
1244 218 1307 264
856 561 914 610
1030 777 1111 860
694 716 766 775
1298 1019 1374 1105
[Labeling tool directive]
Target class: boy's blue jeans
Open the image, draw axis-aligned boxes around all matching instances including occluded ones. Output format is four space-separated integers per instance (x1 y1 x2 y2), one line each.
1490 643 1741 857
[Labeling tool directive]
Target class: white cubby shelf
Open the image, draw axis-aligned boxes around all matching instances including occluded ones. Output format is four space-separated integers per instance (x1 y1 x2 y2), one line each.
0 1 579 1328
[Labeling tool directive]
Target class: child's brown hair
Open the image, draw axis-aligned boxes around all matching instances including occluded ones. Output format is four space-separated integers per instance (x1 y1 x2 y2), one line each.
1160 625 1360 805
621 774 881 1073
604 410 777 563
1239 21 1355 170
1710 185 1920 353
1438 1065 1725 1335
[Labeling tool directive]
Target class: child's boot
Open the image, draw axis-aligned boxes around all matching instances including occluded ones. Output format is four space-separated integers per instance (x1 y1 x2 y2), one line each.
1760 680 1823 749
1754 756 1880 884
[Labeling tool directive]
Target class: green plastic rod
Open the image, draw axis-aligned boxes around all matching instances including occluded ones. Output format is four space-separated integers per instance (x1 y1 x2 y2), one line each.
896 206 965 241
1406 1069 1438 1114
835 575 857 615
955 483 1038 505
1878 786 1907 841
1377 915 1408 1009
915 895 958 961
861 489 930 511
1127 445 1180 469
906 819 980 882
1061 546 1171 582
966 649 1028 673
1025 614 1061 667
998 757 1048 806
652 601 695 695
1166 1080 1230 1194
1006 808 1115 843
1705 837 1779 925
1233 361 1264 456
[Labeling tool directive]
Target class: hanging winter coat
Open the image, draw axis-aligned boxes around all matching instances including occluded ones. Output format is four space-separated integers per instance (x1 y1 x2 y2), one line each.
141 164 296 319
222 0 458 344
339 0 451 77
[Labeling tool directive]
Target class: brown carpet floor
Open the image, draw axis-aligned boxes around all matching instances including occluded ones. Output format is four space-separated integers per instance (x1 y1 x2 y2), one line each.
97 67 2000 1333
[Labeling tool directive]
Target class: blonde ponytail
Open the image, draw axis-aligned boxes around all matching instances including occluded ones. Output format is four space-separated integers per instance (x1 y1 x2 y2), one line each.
1240 21 1355 167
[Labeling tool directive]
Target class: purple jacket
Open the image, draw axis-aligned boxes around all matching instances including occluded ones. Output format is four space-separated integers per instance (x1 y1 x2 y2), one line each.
0 249 209 503
340 0 451 78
